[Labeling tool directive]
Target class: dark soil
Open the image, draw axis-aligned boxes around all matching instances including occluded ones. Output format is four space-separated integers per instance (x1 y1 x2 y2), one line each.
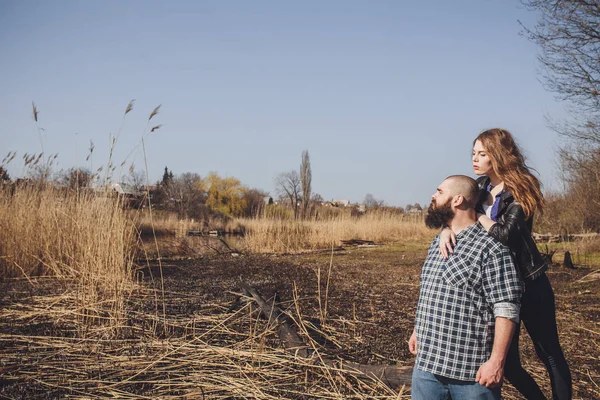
1 243 599 399
138 243 600 399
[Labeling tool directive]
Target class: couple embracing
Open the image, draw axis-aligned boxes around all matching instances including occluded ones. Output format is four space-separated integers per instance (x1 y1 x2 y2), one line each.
409 129 572 400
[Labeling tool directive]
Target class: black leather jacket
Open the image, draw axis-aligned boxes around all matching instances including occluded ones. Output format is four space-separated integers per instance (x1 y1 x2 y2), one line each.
476 176 547 282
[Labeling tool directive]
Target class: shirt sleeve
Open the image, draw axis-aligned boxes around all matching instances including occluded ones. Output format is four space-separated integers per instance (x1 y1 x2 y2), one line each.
494 302 520 323
482 242 522 312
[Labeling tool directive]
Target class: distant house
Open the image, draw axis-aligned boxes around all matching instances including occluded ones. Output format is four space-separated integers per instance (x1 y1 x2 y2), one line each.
331 199 350 207
263 196 273 205
110 182 140 196
110 182 147 208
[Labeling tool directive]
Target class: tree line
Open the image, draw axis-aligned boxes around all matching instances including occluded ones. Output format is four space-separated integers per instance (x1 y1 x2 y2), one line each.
0 150 417 223
522 1 600 234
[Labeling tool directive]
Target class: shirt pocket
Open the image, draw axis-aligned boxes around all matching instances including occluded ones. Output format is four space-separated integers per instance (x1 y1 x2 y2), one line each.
442 254 478 289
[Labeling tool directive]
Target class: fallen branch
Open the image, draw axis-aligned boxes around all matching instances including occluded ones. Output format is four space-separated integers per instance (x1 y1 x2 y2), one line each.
238 280 413 388
340 239 381 247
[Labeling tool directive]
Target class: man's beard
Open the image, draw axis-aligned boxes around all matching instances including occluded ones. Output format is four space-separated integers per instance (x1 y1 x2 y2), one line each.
425 200 455 229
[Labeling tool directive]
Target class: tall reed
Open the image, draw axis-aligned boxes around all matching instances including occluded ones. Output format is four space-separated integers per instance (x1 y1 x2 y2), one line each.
0 185 136 327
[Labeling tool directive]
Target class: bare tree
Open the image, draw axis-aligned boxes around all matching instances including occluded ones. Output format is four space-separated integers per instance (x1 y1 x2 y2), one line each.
243 188 270 217
311 192 324 203
126 170 146 192
275 170 301 219
300 150 312 219
56 167 93 190
364 193 385 209
170 172 207 218
522 1 600 112
522 1 600 230
521 1 600 144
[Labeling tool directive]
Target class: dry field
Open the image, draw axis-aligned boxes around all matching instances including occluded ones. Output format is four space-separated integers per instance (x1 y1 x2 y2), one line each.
231 212 430 254
2 243 600 399
1 187 599 399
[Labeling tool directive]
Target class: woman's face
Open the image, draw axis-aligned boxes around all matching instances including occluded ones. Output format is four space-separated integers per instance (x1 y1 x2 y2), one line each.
472 140 493 176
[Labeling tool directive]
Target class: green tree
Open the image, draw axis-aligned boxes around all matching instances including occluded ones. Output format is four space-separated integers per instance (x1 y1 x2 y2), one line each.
206 172 247 217
162 166 172 186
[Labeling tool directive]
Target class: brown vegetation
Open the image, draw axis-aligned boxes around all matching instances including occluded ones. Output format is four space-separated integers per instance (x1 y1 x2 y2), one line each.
0 185 136 328
233 211 432 254
2 244 599 398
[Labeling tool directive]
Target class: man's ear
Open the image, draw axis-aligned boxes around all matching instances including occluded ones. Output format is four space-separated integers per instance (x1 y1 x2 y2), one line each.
452 194 464 208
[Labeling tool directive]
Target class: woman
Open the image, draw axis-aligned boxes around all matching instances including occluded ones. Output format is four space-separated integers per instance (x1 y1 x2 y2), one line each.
439 128 572 400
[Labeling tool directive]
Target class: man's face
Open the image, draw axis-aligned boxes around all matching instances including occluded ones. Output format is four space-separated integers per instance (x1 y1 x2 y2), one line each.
425 180 455 229
430 180 453 208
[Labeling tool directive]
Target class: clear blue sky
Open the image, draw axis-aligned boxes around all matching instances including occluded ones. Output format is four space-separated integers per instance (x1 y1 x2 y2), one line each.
0 0 569 207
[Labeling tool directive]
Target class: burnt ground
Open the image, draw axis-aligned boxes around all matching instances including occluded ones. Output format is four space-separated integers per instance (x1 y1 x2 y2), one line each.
143 243 425 364
141 243 600 399
1 242 599 399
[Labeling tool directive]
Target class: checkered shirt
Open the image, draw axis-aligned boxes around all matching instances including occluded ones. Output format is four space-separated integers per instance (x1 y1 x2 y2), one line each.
415 222 522 381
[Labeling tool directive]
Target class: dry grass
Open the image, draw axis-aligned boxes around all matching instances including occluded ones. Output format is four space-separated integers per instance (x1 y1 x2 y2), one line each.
0 100 163 335
538 236 600 266
0 281 410 399
130 211 236 258
233 211 433 254
130 210 241 238
131 210 202 237
0 185 136 328
126 209 433 258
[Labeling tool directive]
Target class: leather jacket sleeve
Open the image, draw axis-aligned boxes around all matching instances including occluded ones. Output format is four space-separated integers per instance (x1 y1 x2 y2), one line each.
481 183 548 281
487 202 525 246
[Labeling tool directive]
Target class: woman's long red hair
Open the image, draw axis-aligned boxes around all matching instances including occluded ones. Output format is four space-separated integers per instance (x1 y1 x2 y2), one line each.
475 128 544 219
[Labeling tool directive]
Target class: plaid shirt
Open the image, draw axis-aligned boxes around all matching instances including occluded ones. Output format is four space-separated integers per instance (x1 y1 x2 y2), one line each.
415 222 522 381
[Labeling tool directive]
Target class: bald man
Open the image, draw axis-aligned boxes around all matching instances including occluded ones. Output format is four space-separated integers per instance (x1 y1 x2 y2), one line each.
408 175 522 400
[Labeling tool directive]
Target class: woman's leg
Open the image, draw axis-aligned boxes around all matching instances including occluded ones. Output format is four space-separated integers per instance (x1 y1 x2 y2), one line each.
522 274 572 400
503 320 547 399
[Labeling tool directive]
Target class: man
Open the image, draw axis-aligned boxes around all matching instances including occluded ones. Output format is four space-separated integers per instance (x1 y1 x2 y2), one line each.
408 175 522 399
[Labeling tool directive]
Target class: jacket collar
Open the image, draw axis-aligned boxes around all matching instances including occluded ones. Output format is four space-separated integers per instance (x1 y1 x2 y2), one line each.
476 176 514 216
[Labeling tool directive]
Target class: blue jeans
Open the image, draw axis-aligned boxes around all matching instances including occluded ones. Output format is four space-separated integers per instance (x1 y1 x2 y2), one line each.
412 367 501 400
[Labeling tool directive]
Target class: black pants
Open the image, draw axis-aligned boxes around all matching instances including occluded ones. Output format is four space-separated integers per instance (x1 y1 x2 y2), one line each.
504 274 572 400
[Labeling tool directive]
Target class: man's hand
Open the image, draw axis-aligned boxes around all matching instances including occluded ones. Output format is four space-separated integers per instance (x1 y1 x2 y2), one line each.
438 227 456 258
475 358 504 388
408 329 418 355
476 317 516 387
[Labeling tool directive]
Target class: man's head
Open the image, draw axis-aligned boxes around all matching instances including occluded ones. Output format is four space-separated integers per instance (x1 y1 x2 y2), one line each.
425 175 479 229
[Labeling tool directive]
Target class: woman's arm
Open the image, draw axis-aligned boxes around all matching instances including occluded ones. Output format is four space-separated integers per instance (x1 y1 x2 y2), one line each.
477 213 496 231
479 202 525 246
439 227 456 258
